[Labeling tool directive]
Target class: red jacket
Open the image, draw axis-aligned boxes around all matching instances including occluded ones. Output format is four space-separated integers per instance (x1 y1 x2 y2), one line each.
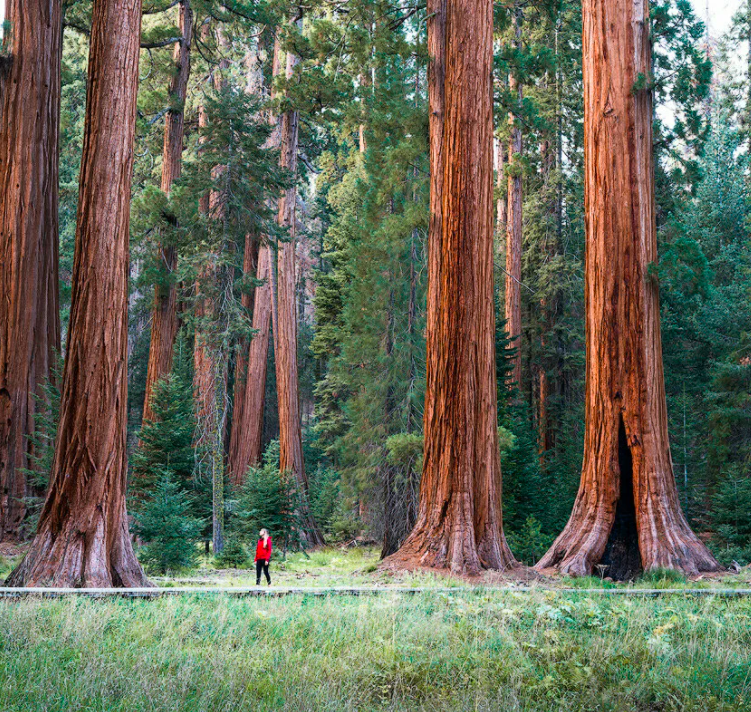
255 536 272 562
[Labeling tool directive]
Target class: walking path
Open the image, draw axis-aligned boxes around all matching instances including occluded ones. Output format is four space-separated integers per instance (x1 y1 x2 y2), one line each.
1 585 751 598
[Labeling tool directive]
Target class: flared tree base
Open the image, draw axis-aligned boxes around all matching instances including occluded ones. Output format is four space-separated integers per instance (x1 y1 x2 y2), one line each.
6 514 150 588
535 505 722 580
383 513 517 576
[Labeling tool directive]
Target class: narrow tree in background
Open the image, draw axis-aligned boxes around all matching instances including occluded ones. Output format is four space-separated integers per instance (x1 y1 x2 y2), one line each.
0 0 61 540
193 24 229 555
7 0 148 586
385 0 515 574
536 0 720 578
272 26 324 546
142 0 193 425
504 3 523 389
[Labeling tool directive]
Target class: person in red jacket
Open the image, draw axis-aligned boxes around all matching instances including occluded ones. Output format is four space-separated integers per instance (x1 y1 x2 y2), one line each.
254 528 272 585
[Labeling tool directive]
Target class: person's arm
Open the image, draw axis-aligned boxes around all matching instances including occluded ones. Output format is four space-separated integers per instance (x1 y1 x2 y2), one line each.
267 537 272 561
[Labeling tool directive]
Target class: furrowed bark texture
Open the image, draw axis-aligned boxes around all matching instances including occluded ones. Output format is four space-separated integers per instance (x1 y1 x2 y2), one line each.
227 228 259 486
229 243 270 486
536 0 720 578
142 0 193 425
385 0 515 575
7 0 148 586
0 0 62 540
273 36 324 546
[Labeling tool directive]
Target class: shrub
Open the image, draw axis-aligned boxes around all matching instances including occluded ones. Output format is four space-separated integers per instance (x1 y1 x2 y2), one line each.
132 474 203 574
506 515 554 566
214 537 249 569
234 442 307 553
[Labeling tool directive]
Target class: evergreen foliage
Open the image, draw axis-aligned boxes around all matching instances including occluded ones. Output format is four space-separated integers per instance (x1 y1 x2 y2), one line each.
132 475 203 574
233 442 305 554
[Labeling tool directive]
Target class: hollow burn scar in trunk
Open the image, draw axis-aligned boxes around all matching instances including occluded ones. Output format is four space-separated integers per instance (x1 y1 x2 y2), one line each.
599 417 642 581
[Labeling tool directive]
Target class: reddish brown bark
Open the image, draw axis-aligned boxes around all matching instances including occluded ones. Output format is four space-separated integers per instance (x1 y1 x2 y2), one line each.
536 0 720 579
384 0 515 575
227 40 282 486
504 8 523 389
142 0 193 425
272 34 324 546
228 243 272 486
7 0 148 586
227 231 259 485
0 0 62 540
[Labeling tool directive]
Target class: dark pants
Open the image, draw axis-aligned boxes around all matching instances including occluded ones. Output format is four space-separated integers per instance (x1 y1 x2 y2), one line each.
256 559 270 585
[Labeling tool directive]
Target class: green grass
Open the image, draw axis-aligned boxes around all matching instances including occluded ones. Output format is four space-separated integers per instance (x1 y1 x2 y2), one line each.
1 591 750 711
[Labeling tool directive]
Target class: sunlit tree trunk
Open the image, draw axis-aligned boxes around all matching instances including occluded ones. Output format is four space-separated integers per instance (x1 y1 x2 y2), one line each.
536 0 720 579
7 0 148 586
272 29 324 546
385 0 515 575
0 0 61 540
142 0 193 425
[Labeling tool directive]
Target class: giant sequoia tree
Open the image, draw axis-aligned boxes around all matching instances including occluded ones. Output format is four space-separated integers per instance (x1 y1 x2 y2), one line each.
0 0 61 540
535 0 720 578
272 28 324 546
7 0 148 587
227 41 279 487
385 0 515 574
142 0 193 425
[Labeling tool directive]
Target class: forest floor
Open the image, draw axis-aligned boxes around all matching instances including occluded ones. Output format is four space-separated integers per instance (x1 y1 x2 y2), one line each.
1 546 750 710
2 543 751 590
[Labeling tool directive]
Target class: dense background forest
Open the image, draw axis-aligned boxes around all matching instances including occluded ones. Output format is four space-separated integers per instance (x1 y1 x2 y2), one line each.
2 0 751 574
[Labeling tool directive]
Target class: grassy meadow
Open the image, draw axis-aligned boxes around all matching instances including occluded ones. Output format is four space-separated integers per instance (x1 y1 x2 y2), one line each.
1 588 750 711
1 547 751 711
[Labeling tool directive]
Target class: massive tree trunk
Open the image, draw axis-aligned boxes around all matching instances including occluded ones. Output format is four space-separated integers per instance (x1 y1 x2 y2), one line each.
141 0 193 425
228 243 271 486
272 33 324 546
227 40 281 486
536 0 720 579
384 0 515 575
504 5 523 389
227 229 258 485
0 0 62 541
7 0 148 587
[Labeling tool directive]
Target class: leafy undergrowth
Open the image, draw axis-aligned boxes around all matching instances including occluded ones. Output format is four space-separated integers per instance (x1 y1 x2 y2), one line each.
1 591 749 711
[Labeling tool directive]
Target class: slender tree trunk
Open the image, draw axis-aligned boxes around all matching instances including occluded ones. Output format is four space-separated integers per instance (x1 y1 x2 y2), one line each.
536 0 720 579
0 0 61 541
505 6 523 389
193 23 229 554
537 134 555 456
495 137 507 236
7 0 148 587
385 0 516 575
142 0 193 425
227 39 282 486
272 28 324 546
